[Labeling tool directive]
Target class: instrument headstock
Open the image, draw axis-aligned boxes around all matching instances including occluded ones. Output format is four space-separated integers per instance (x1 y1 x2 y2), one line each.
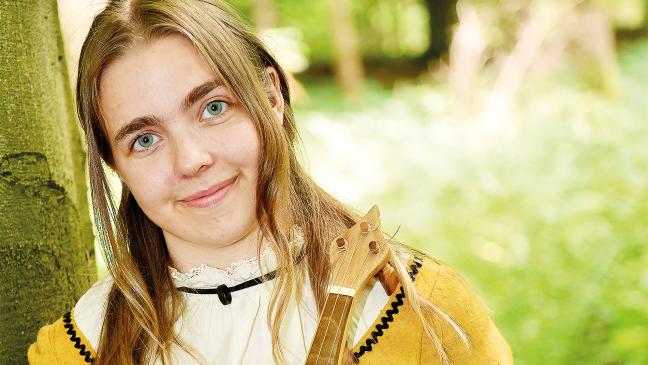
327 205 392 294
306 205 395 365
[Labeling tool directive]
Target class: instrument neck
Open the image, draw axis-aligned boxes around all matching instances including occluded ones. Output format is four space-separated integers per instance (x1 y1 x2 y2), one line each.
305 292 355 365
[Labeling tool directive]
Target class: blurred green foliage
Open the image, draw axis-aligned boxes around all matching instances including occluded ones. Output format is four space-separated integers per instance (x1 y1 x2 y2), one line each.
223 0 648 362
292 36 648 365
231 0 648 65
231 0 432 62
226 3 648 361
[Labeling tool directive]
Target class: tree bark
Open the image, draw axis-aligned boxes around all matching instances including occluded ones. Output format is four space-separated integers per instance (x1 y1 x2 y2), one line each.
329 0 365 99
0 1 96 363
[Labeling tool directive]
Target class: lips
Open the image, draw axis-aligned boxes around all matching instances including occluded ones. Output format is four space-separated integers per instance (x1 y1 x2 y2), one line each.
180 175 238 208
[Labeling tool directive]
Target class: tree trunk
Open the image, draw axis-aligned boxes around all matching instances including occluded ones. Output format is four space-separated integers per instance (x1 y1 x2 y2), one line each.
329 0 365 99
578 8 619 97
422 0 457 61
0 1 96 363
254 0 277 30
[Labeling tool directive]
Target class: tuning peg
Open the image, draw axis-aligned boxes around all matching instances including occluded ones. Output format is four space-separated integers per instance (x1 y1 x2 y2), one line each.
368 240 379 254
336 237 348 250
360 221 378 234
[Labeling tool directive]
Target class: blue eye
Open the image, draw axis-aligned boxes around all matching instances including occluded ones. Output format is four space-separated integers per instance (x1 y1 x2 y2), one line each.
202 100 228 119
132 133 160 151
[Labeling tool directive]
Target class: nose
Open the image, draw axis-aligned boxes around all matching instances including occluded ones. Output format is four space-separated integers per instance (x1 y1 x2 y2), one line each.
172 131 214 178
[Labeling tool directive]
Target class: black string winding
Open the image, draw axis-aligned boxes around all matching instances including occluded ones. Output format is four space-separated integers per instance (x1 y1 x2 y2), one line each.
352 257 424 362
62 311 96 363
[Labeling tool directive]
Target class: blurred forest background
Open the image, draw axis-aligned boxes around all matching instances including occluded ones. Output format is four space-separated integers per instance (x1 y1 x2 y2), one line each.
214 1 648 363
5 0 648 363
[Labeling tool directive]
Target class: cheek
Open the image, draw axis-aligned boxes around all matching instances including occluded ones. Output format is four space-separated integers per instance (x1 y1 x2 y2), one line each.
118 160 173 210
217 123 261 173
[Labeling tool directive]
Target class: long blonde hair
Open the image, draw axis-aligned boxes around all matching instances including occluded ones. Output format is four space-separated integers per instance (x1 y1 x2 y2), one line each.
76 0 466 364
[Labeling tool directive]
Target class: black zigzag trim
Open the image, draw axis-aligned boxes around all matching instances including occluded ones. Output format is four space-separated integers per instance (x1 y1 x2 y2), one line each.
62 311 96 363
352 257 423 362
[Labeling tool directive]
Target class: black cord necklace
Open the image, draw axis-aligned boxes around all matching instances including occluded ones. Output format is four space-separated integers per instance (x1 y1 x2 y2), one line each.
176 250 305 305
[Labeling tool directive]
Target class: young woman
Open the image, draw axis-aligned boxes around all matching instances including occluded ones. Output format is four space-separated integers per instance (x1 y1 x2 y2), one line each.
28 1 512 364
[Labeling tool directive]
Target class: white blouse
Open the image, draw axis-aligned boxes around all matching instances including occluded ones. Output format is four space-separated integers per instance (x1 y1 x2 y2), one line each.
72 231 390 364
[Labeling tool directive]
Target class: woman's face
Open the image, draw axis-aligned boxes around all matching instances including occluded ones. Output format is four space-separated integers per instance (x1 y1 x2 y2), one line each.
99 34 275 254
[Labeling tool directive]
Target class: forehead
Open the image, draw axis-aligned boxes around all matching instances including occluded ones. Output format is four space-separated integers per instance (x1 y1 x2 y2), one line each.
99 34 218 136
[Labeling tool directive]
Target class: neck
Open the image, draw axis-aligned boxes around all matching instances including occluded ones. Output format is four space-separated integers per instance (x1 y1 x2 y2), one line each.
165 223 266 272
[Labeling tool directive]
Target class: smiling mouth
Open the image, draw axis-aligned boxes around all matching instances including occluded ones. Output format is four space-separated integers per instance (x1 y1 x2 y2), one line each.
180 175 238 208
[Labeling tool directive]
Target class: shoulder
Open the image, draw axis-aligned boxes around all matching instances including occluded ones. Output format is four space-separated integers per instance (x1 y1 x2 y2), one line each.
414 256 480 304
414 256 514 364
28 275 113 364
73 274 113 349
28 313 97 364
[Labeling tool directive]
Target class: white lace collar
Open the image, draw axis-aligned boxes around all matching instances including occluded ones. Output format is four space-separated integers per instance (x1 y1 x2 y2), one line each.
169 227 304 288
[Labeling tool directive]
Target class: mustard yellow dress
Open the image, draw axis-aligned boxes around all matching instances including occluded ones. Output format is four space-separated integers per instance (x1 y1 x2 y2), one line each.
28 254 513 364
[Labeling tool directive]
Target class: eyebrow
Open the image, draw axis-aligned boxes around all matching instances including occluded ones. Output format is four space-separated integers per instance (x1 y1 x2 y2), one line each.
112 79 224 145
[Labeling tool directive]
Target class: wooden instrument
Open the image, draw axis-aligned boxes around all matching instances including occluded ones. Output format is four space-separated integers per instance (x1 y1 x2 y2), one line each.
305 205 395 365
